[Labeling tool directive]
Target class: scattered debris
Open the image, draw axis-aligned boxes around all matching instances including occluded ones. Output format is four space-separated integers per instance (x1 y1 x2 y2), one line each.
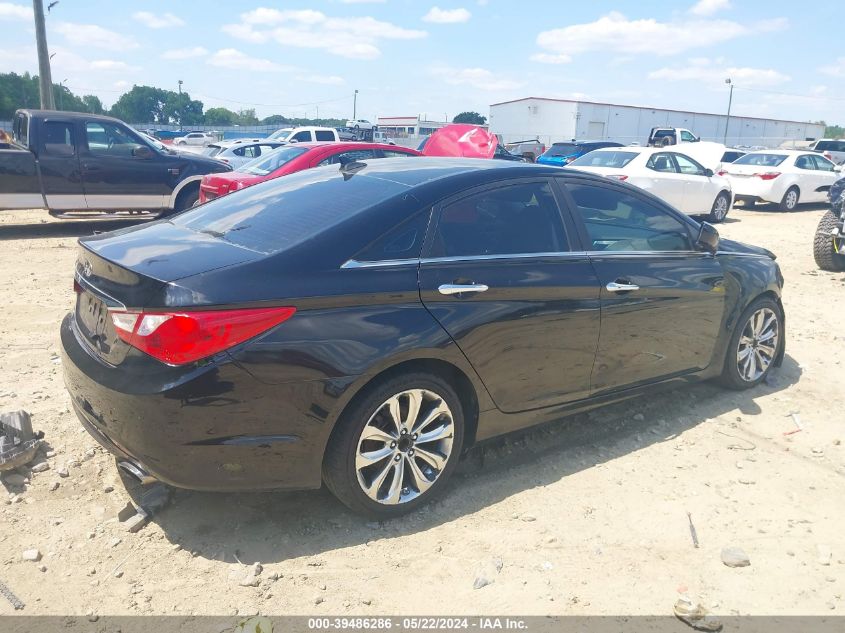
721 546 750 568
687 512 700 548
21 549 41 562
239 563 263 587
715 430 756 451
56 467 69 478
520 514 536 522
784 413 803 436
473 557 503 589
30 461 49 473
0 577 25 610
817 544 832 566
673 596 723 631
0 410 42 472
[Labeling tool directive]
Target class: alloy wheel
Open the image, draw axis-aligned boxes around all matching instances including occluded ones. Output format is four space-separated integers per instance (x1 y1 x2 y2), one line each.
784 189 798 210
736 307 779 382
712 194 729 221
355 389 454 505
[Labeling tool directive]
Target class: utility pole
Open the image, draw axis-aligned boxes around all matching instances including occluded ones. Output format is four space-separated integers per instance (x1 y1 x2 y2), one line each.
178 80 183 131
33 0 56 109
353 89 358 120
59 78 67 110
723 78 733 145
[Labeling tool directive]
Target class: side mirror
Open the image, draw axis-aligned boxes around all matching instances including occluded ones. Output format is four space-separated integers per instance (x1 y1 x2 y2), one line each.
835 165 842 173
703 168 714 177
696 221 720 254
132 145 153 159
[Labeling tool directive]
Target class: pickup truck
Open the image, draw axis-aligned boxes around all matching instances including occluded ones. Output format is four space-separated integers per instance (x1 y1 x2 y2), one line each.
647 127 700 147
0 109 231 216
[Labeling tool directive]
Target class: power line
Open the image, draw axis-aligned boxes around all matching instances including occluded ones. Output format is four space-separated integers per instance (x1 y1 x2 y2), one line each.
734 85 845 102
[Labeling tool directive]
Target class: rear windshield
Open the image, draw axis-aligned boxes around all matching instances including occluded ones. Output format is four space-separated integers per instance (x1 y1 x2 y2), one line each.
241 146 308 176
816 140 845 152
543 143 577 157
171 167 407 255
569 151 639 168
733 153 787 167
202 146 223 157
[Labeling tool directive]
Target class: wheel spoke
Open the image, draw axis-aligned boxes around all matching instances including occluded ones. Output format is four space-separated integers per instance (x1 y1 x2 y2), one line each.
356 445 393 470
406 456 433 494
755 349 769 371
382 461 404 504
360 424 396 444
747 350 758 380
738 346 753 362
758 342 776 358
404 390 423 431
411 402 450 435
415 446 446 471
386 396 403 435
415 421 453 445
740 335 754 346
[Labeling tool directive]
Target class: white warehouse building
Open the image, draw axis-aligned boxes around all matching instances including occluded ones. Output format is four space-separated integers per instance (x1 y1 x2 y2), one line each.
489 97 825 148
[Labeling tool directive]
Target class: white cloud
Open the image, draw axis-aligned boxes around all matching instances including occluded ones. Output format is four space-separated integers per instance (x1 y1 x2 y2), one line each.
207 48 295 72
298 74 346 85
648 58 790 88
90 59 138 71
819 56 845 78
132 11 185 29
530 53 571 64
54 23 139 50
0 2 29 20
161 47 209 60
534 11 787 59
690 0 731 16
224 8 426 60
430 66 523 91
423 7 471 24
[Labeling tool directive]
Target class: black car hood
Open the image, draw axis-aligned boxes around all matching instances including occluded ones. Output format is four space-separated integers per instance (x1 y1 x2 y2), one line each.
718 237 776 260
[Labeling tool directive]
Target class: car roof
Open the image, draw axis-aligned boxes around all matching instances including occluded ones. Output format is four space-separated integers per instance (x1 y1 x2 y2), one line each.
289 141 417 152
17 109 125 124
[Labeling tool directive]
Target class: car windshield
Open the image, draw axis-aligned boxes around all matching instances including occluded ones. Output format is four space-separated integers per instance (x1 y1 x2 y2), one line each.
268 129 293 141
733 153 788 167
543 143 578 157
240 146 308 176
569 151 639 168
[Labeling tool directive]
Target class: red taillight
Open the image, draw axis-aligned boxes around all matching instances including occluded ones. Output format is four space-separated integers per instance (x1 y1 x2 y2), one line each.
111 307 296 365
610 174 628 181
754 172 781 180
717 170 728 176
824 152 833 161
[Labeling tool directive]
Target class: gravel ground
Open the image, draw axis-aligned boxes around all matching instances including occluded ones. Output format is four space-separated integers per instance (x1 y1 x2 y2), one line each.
0 203 843 617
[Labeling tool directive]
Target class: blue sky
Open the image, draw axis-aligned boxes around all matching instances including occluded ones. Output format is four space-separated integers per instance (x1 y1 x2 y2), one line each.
1 0 842 124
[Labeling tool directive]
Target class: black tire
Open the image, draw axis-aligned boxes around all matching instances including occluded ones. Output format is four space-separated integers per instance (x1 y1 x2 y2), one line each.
174 186 199 212
813 209 845 271
708 191 731 223
177 141 186 146
718 296 783 390
779 186 799 212
322 372 465 519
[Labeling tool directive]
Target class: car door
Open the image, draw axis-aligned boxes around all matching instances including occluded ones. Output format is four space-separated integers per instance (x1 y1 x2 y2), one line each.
79 121 170 209
36 119 85 209
418 178 601 413
560 178 725 394
672 152 715 214
810 154 839 200
642 152 687 209
795 154 828 202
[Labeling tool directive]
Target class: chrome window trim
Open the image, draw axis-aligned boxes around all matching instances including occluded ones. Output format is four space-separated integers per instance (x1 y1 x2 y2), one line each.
341 251 589 269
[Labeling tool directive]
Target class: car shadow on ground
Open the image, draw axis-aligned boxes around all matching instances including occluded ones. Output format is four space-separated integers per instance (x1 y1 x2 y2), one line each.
0 217 154 241
732 202 828 214
145 354 802 565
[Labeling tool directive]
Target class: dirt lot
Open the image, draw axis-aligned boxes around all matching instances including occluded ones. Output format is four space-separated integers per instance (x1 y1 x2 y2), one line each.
0 204 843 617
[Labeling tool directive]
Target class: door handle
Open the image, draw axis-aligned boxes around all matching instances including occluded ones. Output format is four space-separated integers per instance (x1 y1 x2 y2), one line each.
438 283 489 296
606 281 640 292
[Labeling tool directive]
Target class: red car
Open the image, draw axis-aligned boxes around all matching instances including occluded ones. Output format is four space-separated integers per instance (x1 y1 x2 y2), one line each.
199 142 420 202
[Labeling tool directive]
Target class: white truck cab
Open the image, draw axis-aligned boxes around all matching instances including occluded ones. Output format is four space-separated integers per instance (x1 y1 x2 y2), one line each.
267 126 339 143
648 127 700 147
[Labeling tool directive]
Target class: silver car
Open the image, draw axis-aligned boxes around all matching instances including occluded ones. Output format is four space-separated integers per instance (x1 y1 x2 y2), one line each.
202 140 286 170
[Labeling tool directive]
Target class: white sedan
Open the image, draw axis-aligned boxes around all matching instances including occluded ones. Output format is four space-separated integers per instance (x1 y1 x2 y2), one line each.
569 146 734 222
346 119 375 131
201 139 285 170
719 150 840 211
173 131 216 147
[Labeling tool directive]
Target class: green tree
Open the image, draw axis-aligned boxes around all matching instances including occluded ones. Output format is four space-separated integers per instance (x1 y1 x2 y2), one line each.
163 92 205 126
260 114 289 126
204 107 236 126
81 95 105 114
110 85 170 123
452 111 486 125
234 108 259 125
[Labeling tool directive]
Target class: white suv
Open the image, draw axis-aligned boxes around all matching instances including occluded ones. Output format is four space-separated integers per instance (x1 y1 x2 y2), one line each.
267 127 339 143
173 131 216 147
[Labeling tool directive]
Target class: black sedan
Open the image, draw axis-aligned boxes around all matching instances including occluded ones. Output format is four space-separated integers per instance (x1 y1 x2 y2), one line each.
62 158 785 518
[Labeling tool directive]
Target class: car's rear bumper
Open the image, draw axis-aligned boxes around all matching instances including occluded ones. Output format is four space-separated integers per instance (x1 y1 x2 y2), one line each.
61 313 337 492
725 177 782 204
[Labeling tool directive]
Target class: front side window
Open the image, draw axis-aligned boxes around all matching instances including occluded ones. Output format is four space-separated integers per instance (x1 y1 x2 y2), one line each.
811 155 835 171
291 131 312 142
673 153 706 176
680 130 696 142
566 182 693 252
85 122 141 156
430 181 567 258
41 121 75 156
646 153 677 173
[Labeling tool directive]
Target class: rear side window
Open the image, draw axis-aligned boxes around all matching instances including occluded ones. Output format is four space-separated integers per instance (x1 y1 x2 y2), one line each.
646 153 677 173
429 181 568 258
314 130 335 141
795 155 814 170
356 211 431 262
13 113 29 146
566 183 693 252
381 149 417 158
318 149 376 166
570 151 638 168
41 121 75 156
172 169 409 255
